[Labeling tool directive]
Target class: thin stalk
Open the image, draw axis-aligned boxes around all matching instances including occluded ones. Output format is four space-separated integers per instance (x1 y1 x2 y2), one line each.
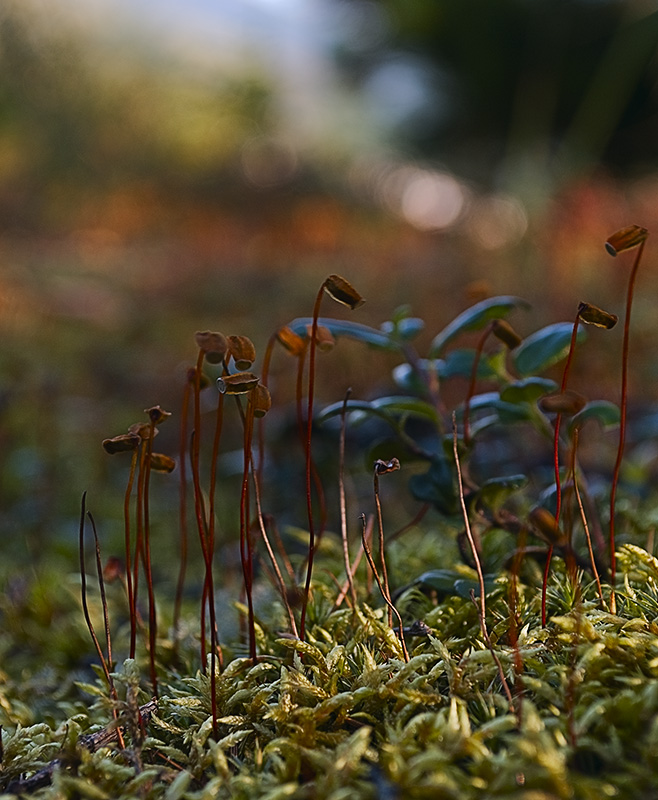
78 496 115 696
87 510 125 750
190 350 210 667
195 373 223 734
610 239 646 614
251 454 299 638
360 514 409 662
294 348 328 555
543 310 581 627
189 430 219 736
508 524 526 724
572 428 606 609
241 392 257 661
339 389 357 610
207 389 225 676
124 449 138 659
142 417 158 699
334 515 373 609
452 420 515 713
257 332 277 488
132 438 147 660
189 430 210 668
263 513 296 587
89 512 114 675
463 323 493 445
300 285 325 641
452 415 486 624
173 379 191 652
373 461 399 628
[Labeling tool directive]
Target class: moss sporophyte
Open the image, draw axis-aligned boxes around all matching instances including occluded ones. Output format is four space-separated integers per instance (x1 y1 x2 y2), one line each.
4 236 658 798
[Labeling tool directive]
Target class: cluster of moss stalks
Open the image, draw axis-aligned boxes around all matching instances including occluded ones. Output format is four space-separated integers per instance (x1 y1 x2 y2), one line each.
3 229 658 798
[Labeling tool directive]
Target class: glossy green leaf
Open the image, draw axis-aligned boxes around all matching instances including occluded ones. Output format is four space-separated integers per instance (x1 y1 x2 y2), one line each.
568 400 620 435
414 569 465 594
500 377 558 404
370 396 439 422
318 399 384 425
287 317 397 350
513 322 586 376
408 457 456 515
494 399 535 423
454 575 497 599
319 396 438 425
429 295 530 356
439 349 498 380
457 392 534 428
456 391 499 416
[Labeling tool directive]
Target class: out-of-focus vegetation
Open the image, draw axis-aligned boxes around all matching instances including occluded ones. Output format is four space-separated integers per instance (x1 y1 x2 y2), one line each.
336 0 658 187
0 1 657 612
2 0 658 558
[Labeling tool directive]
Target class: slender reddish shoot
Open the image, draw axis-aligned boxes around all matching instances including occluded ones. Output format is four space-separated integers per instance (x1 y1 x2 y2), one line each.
300 275 363 641
606 226 648 614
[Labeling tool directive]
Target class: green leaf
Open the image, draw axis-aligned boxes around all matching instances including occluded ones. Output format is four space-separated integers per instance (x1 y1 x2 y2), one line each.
429 295 530 356
414 569 465 594
500 377 558 404
568 400 620 435
513 322 586 375
287 317 397 350
370 396 439 422
458 391 499 414
457 392 534 428
493 398 535 424
454 575 497 599
439 349 498 380
392 352 498 393
317 400 385 428
414 570 497 599
477 474 528 510
318 396 437 425
408 457 456 514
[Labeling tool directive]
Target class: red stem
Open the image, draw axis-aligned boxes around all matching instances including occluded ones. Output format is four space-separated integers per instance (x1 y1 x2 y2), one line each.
300 285 325 640
240 393 257 660
257 333 277 488
143 418 158 699
190 350 210 668
132 439 146 659
124 449 138 659
173 380 190 651
541 311 580 627
463 324 493 445
609 240 645 613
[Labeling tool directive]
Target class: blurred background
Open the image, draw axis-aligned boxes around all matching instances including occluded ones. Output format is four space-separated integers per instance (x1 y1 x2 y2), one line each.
2 0 658 559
